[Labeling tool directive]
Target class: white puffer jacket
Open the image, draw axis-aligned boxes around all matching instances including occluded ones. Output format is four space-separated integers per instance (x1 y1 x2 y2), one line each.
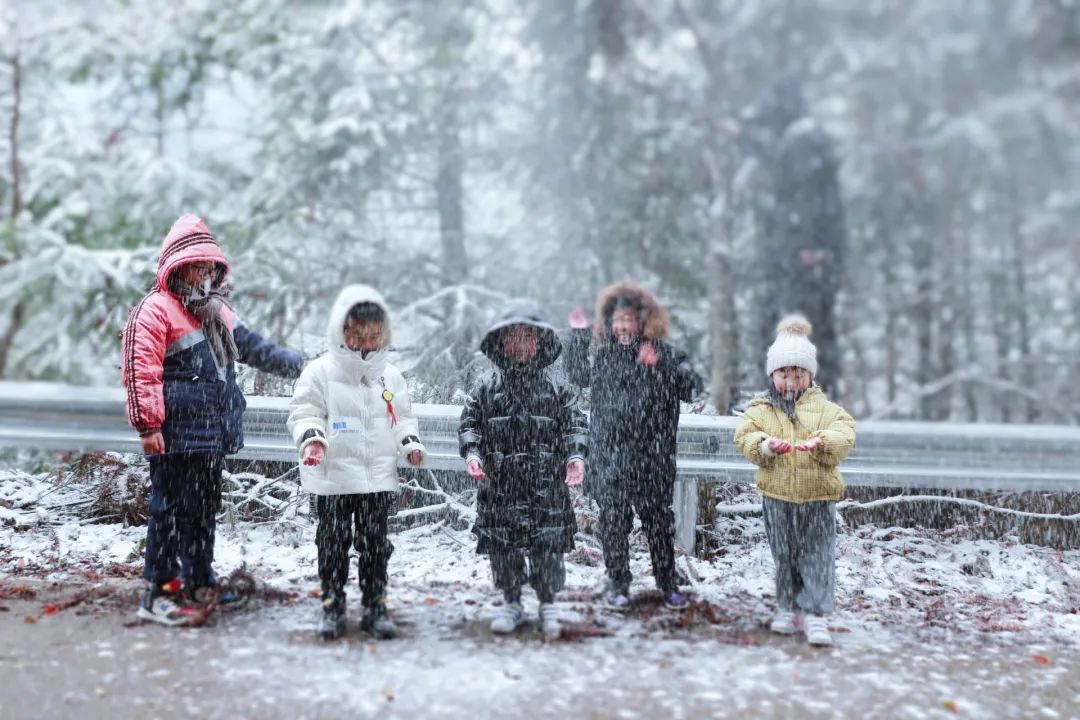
287 285 425 496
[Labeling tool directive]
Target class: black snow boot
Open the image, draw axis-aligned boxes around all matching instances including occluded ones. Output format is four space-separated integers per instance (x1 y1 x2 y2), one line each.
318 595 346 641
360 596 397 639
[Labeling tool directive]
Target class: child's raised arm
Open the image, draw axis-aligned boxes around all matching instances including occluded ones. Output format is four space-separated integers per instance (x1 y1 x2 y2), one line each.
563 309 594 388
235 323 305 379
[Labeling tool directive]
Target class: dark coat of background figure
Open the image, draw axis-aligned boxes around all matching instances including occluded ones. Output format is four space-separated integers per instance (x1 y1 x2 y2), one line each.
563 283 702 595
564 284 703 501
744 76 848 396
459 300 589 557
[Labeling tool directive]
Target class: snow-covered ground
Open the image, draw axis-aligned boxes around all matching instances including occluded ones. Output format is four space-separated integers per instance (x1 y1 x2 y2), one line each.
1 470 1079 718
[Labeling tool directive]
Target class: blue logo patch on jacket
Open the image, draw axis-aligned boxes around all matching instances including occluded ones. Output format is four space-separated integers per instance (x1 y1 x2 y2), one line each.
331 419 360 434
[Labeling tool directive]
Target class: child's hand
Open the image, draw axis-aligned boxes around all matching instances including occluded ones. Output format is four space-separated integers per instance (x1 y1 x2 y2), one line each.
466 457 486 481
795 437 823 452
565 459 585 487
568 308 590 329
302 443 325 466
141 432 165 455
637 342 660 367
767 437 793 455
407 449 424 466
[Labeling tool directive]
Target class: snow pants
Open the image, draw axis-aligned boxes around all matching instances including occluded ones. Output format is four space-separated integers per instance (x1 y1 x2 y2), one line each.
489 546 565 604
143 452 224 589
315 492 395 607
597 478 678 593
762 496 836 615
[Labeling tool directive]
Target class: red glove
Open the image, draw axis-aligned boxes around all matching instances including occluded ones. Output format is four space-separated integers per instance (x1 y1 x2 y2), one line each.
466 457 485 481
565 459 585 487
568 308 589 329
302 443 325 466
795 437 823 452
767 438 793 455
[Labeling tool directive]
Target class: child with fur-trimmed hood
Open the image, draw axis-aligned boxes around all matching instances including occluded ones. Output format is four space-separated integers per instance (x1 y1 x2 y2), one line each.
734 315 856 646
565 282 703 611
458 299 588 640
288 284 426 641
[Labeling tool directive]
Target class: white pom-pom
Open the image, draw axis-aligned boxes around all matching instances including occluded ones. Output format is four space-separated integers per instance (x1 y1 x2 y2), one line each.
776 314 813 337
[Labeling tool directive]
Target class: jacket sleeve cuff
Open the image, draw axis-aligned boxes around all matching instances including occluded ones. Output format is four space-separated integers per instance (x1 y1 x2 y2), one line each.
139 427 162 437
465 454 482 466
401 438 426 458
566 455 584 466
300 429 327 451
760 439 776 458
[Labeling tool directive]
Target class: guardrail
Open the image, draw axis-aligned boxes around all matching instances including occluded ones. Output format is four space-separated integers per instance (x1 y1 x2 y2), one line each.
2 382 1079 550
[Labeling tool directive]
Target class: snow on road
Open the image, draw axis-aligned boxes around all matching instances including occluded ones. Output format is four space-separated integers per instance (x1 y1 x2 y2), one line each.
2 488 1079 719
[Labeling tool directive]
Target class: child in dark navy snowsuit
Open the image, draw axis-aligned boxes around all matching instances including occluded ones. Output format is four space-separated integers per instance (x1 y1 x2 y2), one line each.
565 282 703 610
122 214 304 625
458 299 588 639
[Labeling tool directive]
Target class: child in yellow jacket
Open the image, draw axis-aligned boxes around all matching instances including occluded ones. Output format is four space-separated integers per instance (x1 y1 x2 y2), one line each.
734 315 856 646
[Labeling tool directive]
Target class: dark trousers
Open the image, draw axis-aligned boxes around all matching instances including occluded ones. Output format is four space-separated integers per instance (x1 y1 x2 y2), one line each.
315 492 395 607
762 497 837 615
489 546 565 604
143 452 223 588
598 479 678 593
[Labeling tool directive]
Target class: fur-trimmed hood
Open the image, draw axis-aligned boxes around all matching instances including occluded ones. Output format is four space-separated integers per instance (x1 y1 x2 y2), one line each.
593 281 670 344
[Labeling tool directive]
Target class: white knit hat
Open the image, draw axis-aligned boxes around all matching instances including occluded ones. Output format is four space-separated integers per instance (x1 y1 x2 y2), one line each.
766 314 818 376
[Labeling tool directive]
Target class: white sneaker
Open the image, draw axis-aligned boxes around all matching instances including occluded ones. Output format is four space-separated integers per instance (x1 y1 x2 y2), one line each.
538 602 561 640
769 609 797 635
490 602 525 634
804 614 833 646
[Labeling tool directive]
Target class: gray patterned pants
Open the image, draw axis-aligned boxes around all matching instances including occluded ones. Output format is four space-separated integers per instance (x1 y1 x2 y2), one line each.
761 496 837 615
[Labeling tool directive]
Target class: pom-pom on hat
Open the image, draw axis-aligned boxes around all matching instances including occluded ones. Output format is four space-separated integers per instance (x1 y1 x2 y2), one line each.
766 314 818 377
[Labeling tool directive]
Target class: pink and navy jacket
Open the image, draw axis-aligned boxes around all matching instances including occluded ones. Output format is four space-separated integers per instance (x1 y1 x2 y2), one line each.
121 215 304 455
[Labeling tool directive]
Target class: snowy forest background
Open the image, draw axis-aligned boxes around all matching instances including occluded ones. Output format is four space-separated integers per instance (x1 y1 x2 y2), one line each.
2 0 1078 424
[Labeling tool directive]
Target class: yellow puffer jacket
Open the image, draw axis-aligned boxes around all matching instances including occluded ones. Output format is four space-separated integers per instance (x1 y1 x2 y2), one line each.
733 386 856 503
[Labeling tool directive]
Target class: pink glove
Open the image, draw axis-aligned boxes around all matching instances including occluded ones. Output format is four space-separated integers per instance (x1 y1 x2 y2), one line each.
767 438 793 455
466 457 485 481
568 308 589 329
565 459 585 487
302 443 325 466
795 436 824 452
637 342 659 367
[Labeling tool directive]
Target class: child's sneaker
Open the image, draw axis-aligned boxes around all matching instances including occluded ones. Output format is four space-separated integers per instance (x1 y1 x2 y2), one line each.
663 590 689 610
489 602 525 634
770 609 798 635
136 579 197 627
318 596 346 641
538 602 561 640
360 596 398 640
804 614 833 646
603 585 631 611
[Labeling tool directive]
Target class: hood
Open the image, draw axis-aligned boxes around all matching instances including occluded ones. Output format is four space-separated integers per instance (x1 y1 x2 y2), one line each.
327 284 392 360
593 281 670 344
155 214 230 292
480 298 561 370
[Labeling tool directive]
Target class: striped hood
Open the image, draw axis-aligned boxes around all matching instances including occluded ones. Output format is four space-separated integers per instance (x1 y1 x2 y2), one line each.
155 214 230 292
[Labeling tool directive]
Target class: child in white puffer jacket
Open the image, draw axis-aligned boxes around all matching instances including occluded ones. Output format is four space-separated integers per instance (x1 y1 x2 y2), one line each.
288 284 425 641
